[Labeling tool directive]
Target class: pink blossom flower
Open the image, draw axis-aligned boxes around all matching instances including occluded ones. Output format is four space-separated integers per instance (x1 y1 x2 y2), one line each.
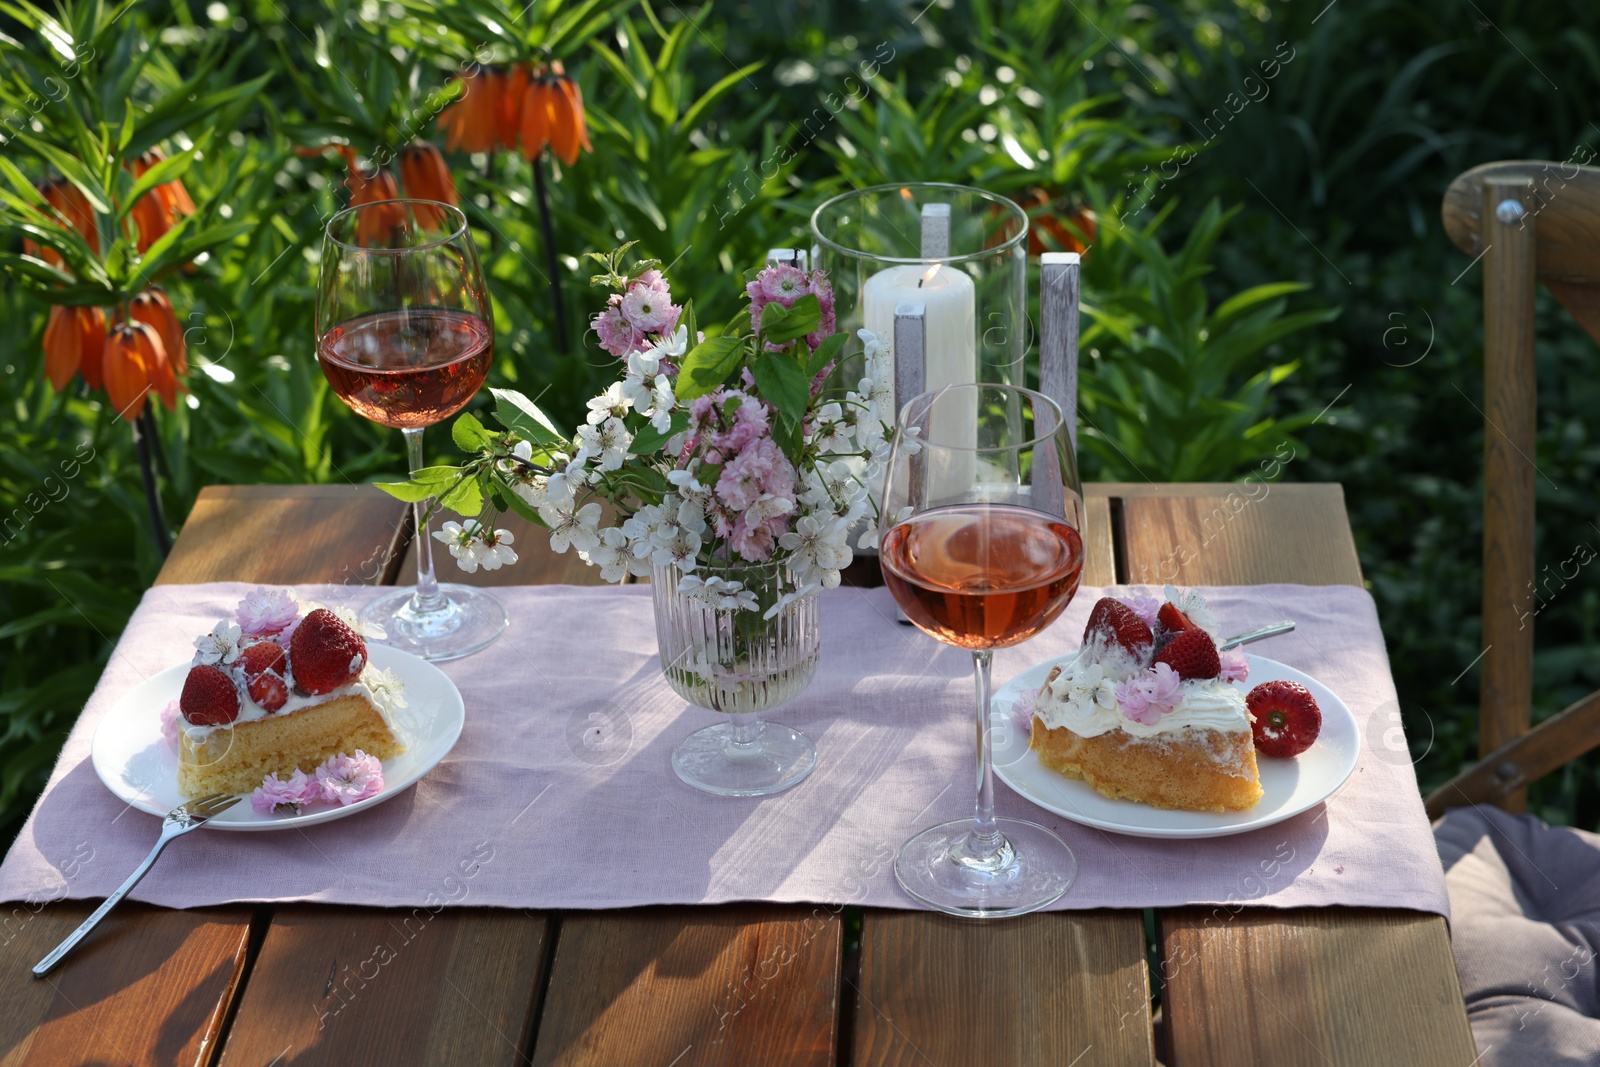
635 268 670 293
620 282 676 332
716 438 791 511
728 510 779 561
1115 663 1184 726
251 769 323 815
236 587 300 636
806 272 836 351
592 301 647 358
1219 648 1250 683
159 700 182 749
316 750 385 805
756 263 809 303
1012 686 1040 735
1118 592 1161 629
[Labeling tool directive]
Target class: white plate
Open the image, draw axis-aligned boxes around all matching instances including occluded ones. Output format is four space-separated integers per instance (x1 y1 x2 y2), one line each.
90 645 464 831
992 653 1359 839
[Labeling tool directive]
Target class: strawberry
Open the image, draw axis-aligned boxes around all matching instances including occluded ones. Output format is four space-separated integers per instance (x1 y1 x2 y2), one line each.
1152 627 1221 680
247 670 288 712
1157 602 1193 635
288 608 367 695
237 640 286 680
1082 597 1153 658
180 664 240 726
1248 680 1322 758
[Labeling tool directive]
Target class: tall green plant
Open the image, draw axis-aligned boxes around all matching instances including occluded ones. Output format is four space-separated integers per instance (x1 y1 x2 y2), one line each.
1077 200 1338 481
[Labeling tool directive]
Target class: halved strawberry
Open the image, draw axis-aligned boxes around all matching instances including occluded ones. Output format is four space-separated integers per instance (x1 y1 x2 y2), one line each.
1152 627 1220 680
237 640 286 680
1248 680 1322 758
288 608 367 695
1157 602 1193 635
1083 597 1153 659
180 664 240 726
247 670 288 711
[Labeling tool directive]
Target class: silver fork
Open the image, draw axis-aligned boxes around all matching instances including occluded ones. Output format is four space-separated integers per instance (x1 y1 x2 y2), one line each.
32 792 240 978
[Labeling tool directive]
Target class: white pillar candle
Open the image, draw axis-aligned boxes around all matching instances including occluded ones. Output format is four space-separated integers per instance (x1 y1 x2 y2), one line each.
861 262 976 399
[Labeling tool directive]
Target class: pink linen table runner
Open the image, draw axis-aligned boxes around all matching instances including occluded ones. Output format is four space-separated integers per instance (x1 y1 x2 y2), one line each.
0 582 1450 917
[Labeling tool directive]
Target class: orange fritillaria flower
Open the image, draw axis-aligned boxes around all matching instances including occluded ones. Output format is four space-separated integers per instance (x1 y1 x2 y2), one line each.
519 61 591 166
499 66 528 152
23 179 99 267
130 287 187 378
126 149 198 254
398 142 460 229
438 68 503 154
103 321 172 422
42 304 107 392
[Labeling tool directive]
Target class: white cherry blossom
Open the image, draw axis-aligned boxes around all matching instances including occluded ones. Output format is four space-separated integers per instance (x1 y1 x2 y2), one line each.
540 500 602 554
193 620 243 665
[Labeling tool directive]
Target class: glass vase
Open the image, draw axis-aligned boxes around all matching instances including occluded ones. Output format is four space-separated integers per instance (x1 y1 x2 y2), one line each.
652 558 820 796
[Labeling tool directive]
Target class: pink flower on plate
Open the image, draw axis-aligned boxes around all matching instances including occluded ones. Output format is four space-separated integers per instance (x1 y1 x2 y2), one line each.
1115 663 1183 726
236 587 299 636
159 700 182 749
1219 648 1250 683
1012 686 1040 736
251 769 322 815
316 750 385 806
1118 592 1161 629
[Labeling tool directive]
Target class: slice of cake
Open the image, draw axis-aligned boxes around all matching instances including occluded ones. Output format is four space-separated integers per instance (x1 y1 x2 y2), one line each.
1029 588 1262 813
174 589 405 798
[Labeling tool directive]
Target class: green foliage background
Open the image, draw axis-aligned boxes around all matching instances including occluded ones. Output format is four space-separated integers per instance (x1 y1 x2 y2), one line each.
3 0 1599 845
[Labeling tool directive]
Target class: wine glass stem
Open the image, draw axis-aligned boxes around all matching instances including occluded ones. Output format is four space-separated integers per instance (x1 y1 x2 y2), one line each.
967 649 1006 861
404 426 445 614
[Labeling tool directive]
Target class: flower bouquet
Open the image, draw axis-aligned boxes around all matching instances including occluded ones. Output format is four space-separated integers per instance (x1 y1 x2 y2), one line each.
380 244 909 617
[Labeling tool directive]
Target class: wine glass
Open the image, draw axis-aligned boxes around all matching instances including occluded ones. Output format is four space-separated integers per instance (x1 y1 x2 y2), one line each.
879 383 1084 917
316 199 508 661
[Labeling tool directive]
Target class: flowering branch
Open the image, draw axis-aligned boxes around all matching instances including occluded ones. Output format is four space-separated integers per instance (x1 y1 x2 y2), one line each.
379 247 915 611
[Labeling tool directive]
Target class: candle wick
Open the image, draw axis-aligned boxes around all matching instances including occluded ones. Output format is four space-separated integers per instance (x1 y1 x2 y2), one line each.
917 278 924 288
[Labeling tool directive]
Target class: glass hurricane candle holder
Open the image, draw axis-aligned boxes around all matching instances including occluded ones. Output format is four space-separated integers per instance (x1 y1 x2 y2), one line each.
809 182 1029 393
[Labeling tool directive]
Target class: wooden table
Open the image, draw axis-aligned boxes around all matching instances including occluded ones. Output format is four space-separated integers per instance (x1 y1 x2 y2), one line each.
0 482 1478 1066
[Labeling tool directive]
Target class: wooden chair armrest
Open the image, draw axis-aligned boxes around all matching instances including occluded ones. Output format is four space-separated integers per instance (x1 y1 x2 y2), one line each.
1424 687 1600 819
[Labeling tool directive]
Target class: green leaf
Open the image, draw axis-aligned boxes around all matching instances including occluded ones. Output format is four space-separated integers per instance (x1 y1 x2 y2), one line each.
374 480 436 502
451 411 492 452
438 473 485 517
491 388 567 446
808 332 848 378
759 294 822 344
750 350 810 425
629 410 690 454
676 335 744 399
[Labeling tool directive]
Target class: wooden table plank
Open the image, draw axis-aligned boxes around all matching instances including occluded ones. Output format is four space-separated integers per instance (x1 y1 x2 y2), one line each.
852 911 1153 1066
0 484 410 1067
0 905 250 1067
534 905 841 1067
1113 485 1476 1066
1160 907 1477 1066
158 484 411 588
1116 484 1364 587
216 906 549 1067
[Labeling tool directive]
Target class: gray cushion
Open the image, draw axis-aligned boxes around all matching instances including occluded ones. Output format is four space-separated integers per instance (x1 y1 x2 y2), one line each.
1435 805 1600 1065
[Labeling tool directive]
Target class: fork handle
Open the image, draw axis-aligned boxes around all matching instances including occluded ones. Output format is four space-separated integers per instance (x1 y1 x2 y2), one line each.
32 834 173 978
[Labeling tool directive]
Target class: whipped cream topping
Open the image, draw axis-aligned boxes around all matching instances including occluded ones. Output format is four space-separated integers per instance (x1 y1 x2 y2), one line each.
1035 648 1249 737
180 672 378 742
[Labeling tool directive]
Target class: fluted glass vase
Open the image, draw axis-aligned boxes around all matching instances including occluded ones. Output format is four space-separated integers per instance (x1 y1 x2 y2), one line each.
652 558 820 796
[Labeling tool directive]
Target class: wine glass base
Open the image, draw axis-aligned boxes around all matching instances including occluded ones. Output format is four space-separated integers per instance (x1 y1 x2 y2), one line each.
894 818 1077 918
361 584 508 662
671 720 817 797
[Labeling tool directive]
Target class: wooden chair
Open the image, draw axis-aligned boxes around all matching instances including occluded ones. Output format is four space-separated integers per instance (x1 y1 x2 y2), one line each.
1379 161 1600 1067
1427 160 1600 818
